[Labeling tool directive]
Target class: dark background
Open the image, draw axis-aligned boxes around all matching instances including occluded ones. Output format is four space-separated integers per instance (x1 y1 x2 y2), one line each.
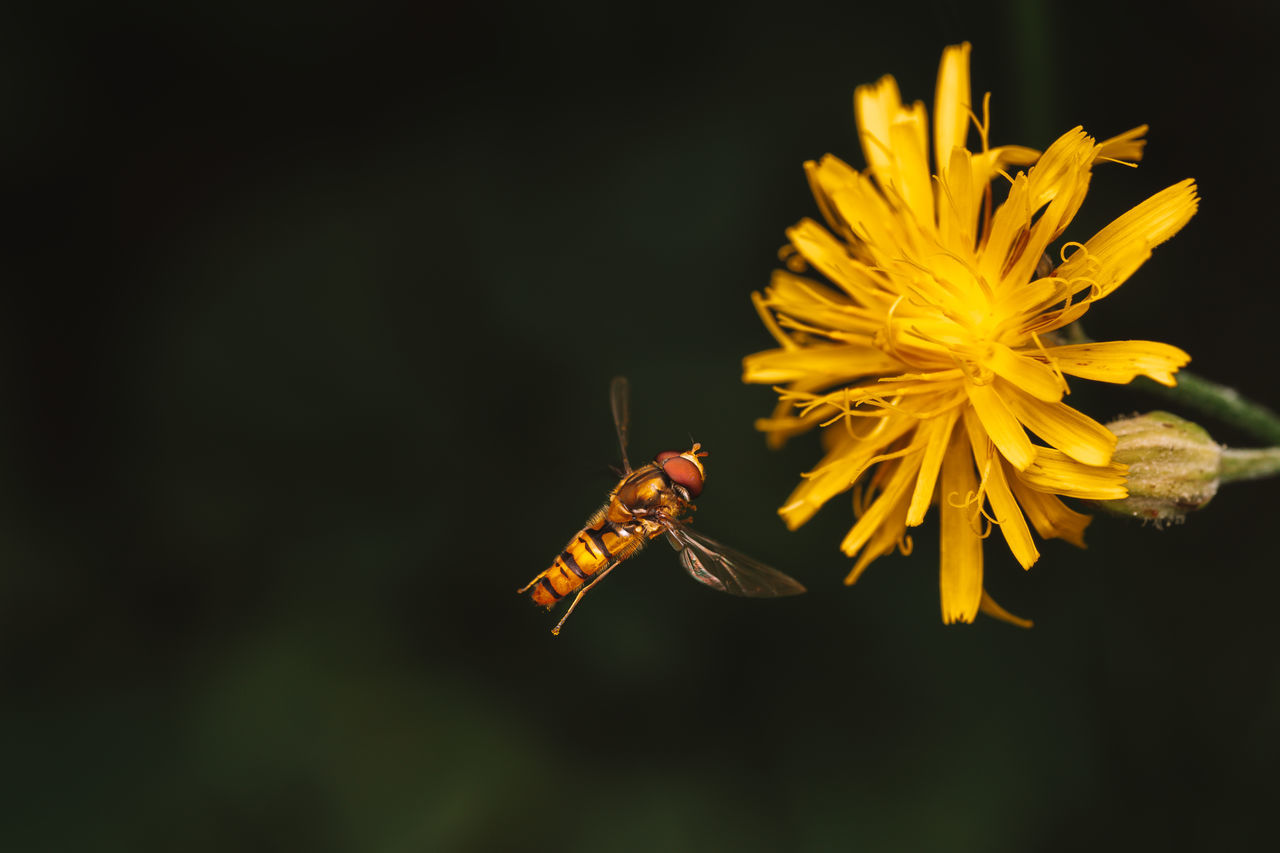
3 1 1278 850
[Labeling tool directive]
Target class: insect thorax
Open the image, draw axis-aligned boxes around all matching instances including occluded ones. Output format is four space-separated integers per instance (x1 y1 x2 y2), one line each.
613 465 692 524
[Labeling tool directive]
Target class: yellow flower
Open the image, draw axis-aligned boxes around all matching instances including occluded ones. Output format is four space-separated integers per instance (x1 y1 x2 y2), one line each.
743 43 1199 625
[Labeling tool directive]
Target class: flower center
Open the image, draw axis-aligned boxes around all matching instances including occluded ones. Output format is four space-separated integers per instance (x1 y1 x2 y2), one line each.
876 292 1005 383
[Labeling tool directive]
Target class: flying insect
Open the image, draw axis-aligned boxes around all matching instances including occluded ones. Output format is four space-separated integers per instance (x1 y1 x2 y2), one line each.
519 377 806 634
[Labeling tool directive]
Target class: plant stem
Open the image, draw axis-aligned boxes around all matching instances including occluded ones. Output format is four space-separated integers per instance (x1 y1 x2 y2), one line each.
1219 448 1280 483
1134 372 1280 446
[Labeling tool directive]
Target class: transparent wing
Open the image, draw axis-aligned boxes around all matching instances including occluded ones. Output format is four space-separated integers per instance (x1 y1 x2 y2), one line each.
610 376 632 474
666 524 806 598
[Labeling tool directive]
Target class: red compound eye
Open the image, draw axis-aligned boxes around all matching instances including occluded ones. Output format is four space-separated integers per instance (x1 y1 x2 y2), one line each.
658 452 704 498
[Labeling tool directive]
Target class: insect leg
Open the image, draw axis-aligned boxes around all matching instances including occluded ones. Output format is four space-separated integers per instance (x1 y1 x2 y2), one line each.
551 562 619 636
516 574 542 595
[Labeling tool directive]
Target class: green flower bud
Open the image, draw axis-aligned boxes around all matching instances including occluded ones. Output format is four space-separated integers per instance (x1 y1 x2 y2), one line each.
1100 411 1221 526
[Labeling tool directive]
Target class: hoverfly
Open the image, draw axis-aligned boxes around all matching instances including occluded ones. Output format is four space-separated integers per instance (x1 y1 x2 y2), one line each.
519 376 806 634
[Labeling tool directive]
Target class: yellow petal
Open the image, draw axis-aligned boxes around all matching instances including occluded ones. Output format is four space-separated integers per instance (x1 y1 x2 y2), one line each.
937 146 978 255
906 408 960 526
1017 447 1128 500
939 425 982 623
988 463 1039 569
761 270 885 335
987 343 1065 402
979 589 1034 628
964 409 1038 569
840 451 924 558
885 105 936 229
933 42 972 177
971 145 1040 193
845 475 912 585
1094 125 1147 164
1024 127 1093 212
854 73 902 185
1055 179 1199 300
811 155 912 263
1000 381 1116 467
965 381 1035 470
1002 130 1095 287
751 374 834 448
804 154 861 237
1005 176 1087 287
754 412 825 448
778 414 917 529
1007 469 1091 548
993 271 1067 326
1044 340 1190 387
806 155 910 264
978 173 1030 285
986 145 1040 168
1019 296 1094 340
786 219 886 300
742 344 903 384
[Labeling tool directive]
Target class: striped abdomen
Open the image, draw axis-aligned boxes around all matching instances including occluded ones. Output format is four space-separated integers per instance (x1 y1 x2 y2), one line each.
528 510 646 608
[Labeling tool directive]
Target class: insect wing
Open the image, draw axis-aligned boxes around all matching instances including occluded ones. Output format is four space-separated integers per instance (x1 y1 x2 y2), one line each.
610 376 632 474
667 524 806 598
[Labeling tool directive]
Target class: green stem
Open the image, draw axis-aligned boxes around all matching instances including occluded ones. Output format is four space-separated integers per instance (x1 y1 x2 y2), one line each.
1133 372 1280 446
1219 448 1280 483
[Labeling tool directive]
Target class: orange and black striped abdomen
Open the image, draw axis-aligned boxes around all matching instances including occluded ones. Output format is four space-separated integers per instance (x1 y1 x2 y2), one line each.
529 511 646 608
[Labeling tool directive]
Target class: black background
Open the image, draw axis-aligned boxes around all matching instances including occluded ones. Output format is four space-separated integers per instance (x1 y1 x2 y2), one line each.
3 1 1278 850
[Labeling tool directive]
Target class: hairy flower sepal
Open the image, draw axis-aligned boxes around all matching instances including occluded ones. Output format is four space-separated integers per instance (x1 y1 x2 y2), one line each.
1098 411 1238 526
744 43 1198 625
1097 408 1280 525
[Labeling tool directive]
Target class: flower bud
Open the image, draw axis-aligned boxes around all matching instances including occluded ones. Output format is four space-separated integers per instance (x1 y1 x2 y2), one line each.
1100 411 1221 525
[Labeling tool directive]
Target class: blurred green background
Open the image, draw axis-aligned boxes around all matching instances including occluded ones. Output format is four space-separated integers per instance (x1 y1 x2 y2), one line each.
3 0 1278 850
